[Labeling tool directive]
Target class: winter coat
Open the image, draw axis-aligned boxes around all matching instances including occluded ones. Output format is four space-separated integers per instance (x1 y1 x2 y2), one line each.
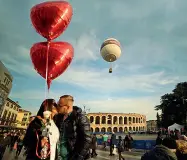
54 106 92 160
141 145 178 160
110 134 116 146
0 135 11 148
117 139 124 152
90 136 97 149
23 117 59 160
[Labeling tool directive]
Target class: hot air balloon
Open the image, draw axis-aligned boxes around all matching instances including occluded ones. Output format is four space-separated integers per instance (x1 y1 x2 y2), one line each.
100 38 121 73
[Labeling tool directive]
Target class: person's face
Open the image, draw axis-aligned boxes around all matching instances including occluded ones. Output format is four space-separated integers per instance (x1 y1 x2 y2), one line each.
4 133 7 137
58 98 72 114
52 106 58 115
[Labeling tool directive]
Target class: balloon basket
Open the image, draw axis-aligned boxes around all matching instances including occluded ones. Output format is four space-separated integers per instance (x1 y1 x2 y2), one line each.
109 68 112 73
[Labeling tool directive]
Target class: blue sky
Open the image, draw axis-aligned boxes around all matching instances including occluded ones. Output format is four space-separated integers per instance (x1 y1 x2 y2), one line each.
0 0 187 120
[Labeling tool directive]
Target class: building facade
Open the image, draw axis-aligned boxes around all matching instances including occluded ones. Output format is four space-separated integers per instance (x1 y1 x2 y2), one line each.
0 98 20 128
87 113 146 133
146 120 157 131
16 109 32 129
0 61 13 113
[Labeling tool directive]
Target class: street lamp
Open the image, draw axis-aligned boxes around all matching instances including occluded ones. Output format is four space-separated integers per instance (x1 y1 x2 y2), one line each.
83 105 90 114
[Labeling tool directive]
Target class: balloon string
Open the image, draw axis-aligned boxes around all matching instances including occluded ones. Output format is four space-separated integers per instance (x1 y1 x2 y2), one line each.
45 41 50 111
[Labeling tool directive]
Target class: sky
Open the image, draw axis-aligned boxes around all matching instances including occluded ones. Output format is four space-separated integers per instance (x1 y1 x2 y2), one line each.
0 0 187 120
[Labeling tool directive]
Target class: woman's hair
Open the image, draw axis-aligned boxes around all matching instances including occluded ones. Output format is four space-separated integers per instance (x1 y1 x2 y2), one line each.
37 99 57 118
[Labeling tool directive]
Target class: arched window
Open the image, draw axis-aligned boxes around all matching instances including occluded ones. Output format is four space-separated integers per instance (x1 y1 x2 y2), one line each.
90 116 94 123
119 117 123 124
95 116 100 124
101 116 106 124
124 117 127 124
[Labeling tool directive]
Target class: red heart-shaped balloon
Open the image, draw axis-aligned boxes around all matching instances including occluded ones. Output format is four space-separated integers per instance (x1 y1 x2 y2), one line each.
30 42 74 89
30 1 73 40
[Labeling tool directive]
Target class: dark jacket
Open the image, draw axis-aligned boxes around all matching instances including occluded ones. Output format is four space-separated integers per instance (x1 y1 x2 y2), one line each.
54 106 91 160
91 136 97 150
0 135 11 148
125 135 133 149
23 117 50 160
156 136 163 145
11 135 18 145
141 145 178 160
117 138 124 152
110 134 116 146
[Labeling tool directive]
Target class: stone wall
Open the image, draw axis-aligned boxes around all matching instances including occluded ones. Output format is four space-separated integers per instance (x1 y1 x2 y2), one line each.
87 113 147 133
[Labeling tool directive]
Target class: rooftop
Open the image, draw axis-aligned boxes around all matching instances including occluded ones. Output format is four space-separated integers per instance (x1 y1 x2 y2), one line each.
7 98 21 108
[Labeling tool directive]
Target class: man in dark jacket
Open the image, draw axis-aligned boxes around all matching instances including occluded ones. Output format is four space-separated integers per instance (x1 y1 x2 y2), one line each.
0 132 11 159
55 95 91 160
156 131 163 145
109 133 116 156
141 137 177 160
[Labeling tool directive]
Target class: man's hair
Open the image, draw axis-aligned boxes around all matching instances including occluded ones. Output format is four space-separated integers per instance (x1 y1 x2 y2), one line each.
60 95 74 101
162 137 177 149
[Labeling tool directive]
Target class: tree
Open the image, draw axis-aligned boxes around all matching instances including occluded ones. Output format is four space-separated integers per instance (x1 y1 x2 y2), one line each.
156 112 161 128
155 82 187 128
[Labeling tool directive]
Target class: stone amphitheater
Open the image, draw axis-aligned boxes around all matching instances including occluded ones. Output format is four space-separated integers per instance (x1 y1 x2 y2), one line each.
87 113 146 133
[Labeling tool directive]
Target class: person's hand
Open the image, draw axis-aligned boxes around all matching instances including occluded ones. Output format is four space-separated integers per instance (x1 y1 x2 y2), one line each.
37 116 47 124
41 137 48 147
41 119 47 124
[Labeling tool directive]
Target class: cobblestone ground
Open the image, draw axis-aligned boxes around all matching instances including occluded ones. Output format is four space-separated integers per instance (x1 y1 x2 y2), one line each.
3 147 143 160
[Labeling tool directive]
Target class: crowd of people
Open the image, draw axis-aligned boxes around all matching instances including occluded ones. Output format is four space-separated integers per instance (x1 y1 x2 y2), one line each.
0 131 25 159
141 130 187 160
89 132 134 160
0 95 187 160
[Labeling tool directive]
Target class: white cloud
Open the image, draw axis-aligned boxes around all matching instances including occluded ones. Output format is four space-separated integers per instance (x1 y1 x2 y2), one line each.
10 89 159 120
56 65 178 93
64 31 100 62
10 90 60 100
16 46 30 60
2 31 179 95
82 97 159 120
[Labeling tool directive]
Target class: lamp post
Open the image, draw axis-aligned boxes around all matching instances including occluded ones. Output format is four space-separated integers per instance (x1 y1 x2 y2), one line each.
83 105 90 114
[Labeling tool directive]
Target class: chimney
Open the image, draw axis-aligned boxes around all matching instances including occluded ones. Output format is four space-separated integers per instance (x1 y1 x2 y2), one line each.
16 101 19 104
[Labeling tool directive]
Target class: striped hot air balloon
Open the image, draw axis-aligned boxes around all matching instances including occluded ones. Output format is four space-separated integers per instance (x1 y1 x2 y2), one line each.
100 38 121 73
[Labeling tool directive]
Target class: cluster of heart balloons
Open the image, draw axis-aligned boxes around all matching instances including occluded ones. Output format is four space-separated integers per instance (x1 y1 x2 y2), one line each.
30 1 74 89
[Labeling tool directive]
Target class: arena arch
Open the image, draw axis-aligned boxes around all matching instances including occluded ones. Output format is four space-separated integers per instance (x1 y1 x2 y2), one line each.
113 116 118 124
101 116 106 124
129 127 132 131
119 127 123 133
107 127 112 132
124 127 128 132
95 116 100 124
136 117 138 123
90 116 94 123
91 127 94 132
133 117 135 123
119 116 123 124
95 127 99 132
113 127 118 133
124 117 127 124
107 115 112 124
101 127 106 132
